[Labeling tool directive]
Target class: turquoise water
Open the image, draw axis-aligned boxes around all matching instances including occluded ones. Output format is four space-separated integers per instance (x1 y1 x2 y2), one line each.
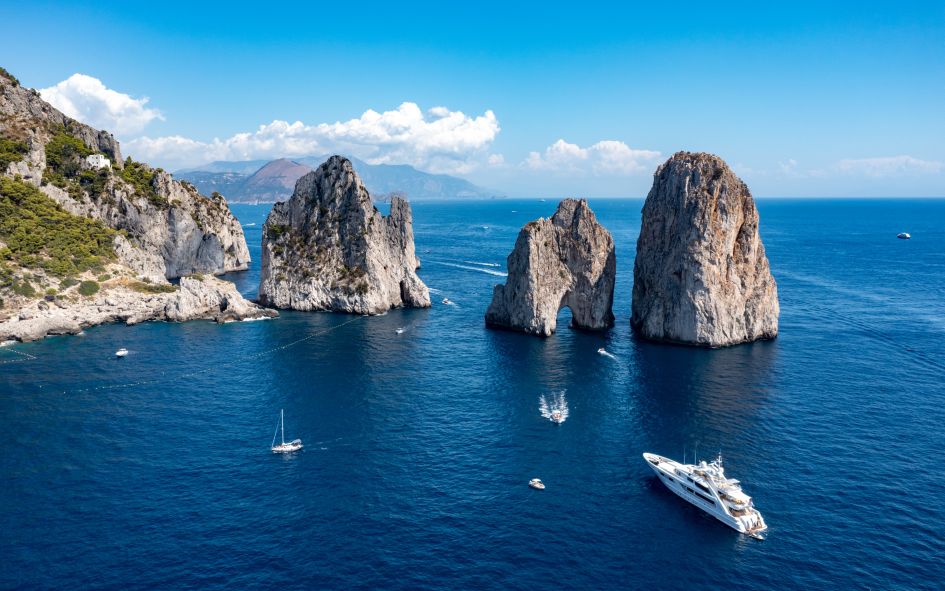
2 198 944 589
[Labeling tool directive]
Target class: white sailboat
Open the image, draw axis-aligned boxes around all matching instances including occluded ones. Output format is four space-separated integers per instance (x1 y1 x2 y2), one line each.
271 409 303 453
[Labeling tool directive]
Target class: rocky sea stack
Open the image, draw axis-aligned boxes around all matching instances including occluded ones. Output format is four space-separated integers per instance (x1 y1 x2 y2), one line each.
486 198 616 337
631 151 779 347
258 156 430 314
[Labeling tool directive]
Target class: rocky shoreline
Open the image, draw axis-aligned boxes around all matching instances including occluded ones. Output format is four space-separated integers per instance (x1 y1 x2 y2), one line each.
0 275 276 343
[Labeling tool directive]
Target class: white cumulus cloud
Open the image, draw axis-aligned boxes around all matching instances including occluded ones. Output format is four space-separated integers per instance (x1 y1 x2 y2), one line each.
524 139 660 175
835 155 943 178
39 74 163 135
126 102 500 173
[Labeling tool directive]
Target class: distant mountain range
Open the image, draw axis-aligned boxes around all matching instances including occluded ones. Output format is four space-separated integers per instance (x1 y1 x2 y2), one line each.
176 156 503 203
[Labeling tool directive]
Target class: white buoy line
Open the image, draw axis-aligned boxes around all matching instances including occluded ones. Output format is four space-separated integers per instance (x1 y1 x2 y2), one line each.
0 344 38 365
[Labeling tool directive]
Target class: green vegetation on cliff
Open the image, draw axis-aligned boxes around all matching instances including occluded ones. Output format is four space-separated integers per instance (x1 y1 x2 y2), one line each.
0 137 29 170
0 66 19 86
0 177 116 277
119 157 166 208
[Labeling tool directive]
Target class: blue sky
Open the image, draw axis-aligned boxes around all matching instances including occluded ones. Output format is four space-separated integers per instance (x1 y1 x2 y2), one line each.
4 1 944 197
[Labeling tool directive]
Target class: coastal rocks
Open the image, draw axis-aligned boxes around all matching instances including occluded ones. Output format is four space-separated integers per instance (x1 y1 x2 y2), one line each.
631 151 779 347
258 156 431 314
0 73 250 279
0 276 277 343
485 199 616 336
163 276 277 323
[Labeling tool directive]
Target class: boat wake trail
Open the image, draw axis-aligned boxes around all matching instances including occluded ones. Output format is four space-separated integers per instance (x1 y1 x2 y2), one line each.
539 391 569 424
427 260 508 277
427 287 442 295
598 348 618 360
453 259 501 268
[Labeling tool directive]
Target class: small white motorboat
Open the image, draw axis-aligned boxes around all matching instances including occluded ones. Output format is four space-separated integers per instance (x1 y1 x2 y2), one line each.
550 410 564 424
395 327 405 334
597 347 606 355
271 409 303 453
529 478 545 490
442 298 452 305
897 232 911 240
115 348 129 357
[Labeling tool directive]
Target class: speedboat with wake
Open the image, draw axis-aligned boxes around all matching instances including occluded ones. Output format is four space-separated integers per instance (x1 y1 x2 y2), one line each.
442 298 452 305
271 409 303 453
539 392 569 424
643 452 767 539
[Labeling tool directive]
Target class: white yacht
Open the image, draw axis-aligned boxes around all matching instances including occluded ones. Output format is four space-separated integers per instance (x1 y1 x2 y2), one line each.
115 348 129 357
271 409 303 453
529 478 545 490
897 232 911 240
643 452 767 539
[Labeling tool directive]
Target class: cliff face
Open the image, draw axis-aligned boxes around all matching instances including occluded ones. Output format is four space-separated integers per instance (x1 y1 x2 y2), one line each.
258 155 430 314
485 198 616 337
0 67 266 342
0 73 249 280
631 151 779 347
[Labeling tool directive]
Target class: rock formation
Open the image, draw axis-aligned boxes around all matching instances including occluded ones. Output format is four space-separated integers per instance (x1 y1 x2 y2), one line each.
631 151 779 347
0 275 276 343
0 72 250 280
258 156 430 314
485 199 616 336
0 67 269 341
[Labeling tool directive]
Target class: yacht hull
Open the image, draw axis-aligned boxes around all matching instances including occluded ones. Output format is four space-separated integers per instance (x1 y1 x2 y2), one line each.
643 453 766 538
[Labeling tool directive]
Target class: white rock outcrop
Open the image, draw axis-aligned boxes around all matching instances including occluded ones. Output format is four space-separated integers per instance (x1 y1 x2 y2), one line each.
258 156 430 314
631 151 779 347
485 199 616 336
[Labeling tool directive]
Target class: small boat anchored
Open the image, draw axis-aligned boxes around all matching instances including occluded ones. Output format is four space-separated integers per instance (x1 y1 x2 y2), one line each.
115 348 129 358
529 478 545 490
897 232 911 240
271 409 303 453
643 452 767 539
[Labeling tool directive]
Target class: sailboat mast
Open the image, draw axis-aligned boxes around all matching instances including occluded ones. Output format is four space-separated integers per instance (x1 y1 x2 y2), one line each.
281 409 285 445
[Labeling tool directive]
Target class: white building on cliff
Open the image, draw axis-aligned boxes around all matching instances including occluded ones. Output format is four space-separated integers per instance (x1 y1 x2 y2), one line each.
86 154 110 169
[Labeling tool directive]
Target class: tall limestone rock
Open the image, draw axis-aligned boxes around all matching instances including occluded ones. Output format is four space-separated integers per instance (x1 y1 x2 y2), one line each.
0 71 249 280
631 151 779 347
485 199 616 337
258 156 430 314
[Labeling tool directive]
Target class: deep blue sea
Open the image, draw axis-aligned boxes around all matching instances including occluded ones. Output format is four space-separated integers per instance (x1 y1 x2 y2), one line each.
2 198 944 590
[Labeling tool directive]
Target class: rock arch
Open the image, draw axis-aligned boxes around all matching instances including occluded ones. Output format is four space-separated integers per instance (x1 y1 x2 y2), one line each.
485 199 616 337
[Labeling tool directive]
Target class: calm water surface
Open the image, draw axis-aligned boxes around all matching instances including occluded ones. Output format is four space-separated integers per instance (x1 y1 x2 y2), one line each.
2 198 944 590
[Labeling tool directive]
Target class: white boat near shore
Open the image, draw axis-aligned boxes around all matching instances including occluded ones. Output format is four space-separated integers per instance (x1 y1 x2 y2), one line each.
643 452 767 539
